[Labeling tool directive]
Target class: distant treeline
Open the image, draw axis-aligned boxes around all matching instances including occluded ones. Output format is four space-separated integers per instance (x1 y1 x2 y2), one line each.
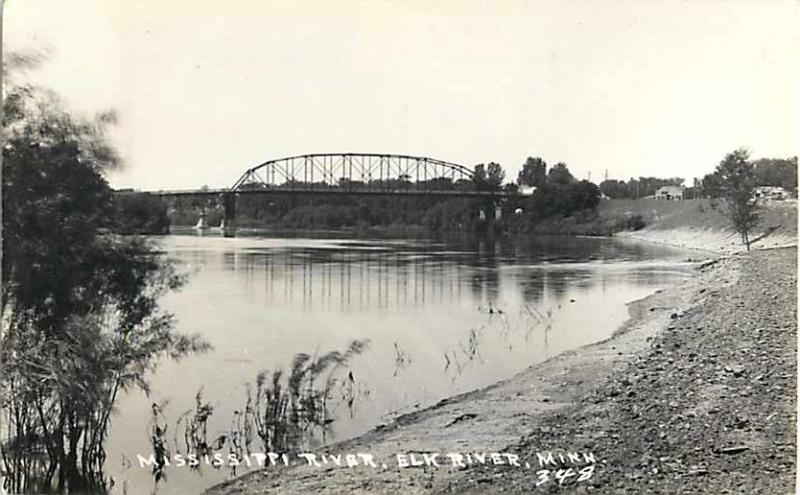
126 156 797 236
597 156 797 200
114 192 170 234
700 156 797 197
598 177 686 200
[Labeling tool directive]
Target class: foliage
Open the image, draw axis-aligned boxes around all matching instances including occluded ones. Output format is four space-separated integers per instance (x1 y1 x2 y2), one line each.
527 179 600 218
752 157 797 191
144 341 370 486
517 157 547 187
485 162 505 189
547 163 575 185
626 214 646 231
169 193 489 233
148 403 170 483
1 73 208 492
599 176 685 199
281 204 358 229
514 160 600 222
114 193 170 234
701 155 796 199
704 148 760 250
700 171 724 198
505 160 604 232
244 340 370 453
598 179 627 199
472 162 505 191
421 199 476 232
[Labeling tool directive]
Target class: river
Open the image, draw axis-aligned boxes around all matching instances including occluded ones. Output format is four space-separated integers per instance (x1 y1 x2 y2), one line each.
104 233 695 494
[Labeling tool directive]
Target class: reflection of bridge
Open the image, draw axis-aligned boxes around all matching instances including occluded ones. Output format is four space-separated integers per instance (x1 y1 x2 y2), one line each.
137 153 518 236
222 244 530 311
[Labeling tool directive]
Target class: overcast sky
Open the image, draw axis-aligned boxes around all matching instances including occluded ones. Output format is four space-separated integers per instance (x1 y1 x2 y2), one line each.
4 0 799 190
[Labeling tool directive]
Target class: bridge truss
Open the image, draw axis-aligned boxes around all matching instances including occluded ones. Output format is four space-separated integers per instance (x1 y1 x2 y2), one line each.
139 153 512 236
230 153 477 194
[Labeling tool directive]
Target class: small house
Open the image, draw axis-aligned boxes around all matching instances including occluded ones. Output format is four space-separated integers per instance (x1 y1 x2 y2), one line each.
655 185 684 200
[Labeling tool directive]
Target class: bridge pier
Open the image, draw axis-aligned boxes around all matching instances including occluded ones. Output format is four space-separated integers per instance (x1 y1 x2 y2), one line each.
478 200 502 221
223 192 236 237
476 199 505 235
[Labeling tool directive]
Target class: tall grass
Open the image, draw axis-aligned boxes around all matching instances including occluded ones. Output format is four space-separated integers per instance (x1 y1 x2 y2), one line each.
245 339 370 453
148 340 370 485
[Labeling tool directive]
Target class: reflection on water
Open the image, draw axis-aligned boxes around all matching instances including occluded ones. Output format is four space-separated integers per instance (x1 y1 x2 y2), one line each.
106 234 694 494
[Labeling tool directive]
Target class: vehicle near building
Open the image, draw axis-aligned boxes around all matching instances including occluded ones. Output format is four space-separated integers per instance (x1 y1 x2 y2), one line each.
754 185 790 201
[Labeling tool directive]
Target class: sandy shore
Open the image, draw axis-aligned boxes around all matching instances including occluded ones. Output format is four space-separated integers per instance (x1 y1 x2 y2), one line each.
444 247 796 494
202 240 799 494
618 227 797 255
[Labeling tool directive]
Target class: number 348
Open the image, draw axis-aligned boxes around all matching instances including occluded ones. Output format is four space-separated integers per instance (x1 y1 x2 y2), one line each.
536 464 595 486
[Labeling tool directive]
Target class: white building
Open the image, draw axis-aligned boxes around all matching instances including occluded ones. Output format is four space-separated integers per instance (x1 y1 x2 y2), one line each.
655 185 684 200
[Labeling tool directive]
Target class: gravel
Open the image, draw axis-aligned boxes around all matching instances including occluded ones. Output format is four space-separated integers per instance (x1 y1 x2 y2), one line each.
443 247 797 494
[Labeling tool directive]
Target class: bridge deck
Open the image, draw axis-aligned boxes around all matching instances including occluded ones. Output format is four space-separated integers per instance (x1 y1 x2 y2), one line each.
136 188 518 198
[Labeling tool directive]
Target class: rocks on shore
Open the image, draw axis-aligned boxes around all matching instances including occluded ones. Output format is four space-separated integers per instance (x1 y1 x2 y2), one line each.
445 248 797 495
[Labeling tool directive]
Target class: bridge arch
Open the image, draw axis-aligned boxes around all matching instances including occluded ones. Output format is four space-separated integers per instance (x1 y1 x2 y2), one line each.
230 153 476 193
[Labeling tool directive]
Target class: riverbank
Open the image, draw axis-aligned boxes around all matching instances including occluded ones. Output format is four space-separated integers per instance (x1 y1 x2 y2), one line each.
445 246 796 494
618 227 797 254
170 223 433 238
171 198 798 247
609 198 797 253
207 241 797 493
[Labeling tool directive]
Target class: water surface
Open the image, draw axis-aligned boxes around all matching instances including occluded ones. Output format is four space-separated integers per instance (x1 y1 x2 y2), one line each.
106 234 694 493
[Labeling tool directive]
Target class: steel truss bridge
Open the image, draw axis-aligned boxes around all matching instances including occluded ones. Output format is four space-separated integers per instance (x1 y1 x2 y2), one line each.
235 152 482 193
150 153 511 198
134 153 516 235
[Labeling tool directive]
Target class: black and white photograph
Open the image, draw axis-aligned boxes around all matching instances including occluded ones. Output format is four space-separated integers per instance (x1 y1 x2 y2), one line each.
1 1 797 493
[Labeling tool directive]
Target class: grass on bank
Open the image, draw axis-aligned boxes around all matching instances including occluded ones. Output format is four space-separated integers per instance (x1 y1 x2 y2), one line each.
599 198 797 236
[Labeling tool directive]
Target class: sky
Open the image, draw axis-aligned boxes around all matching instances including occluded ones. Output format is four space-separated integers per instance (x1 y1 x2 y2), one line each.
4 0 799 190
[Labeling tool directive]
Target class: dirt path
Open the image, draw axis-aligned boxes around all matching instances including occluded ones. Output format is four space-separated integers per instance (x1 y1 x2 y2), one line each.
204 245 797 494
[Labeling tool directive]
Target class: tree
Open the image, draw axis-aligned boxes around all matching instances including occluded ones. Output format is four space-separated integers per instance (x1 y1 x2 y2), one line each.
114 193 170 234
525 160 601 220
472 164 488 190
518 157 547 187
710 148 760 250
599 179 632 199
547 162 575 185
472 162 505 191
486 162 505 189
753 157 798 190
2 69 208 491
700 172 724 198
569 180 602 211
